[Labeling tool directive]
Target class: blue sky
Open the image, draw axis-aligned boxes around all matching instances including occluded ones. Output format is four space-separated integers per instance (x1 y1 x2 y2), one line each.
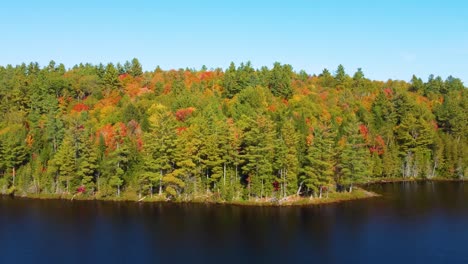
1 0 467 82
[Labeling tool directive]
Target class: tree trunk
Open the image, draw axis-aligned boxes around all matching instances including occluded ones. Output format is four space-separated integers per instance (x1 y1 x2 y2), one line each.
97 172 100 193
12 167 16 187
284 169 288 198
55 172 59 194
261 179 264 198
159 170 163 195
431 160 438 178
296 182 303 196
223 163 226 187
235 165 238 182
206 171 209 194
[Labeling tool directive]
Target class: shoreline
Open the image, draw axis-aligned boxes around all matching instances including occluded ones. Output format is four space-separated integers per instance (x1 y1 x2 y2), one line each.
361 177 466 185
3 178 465 207
4 187 379 207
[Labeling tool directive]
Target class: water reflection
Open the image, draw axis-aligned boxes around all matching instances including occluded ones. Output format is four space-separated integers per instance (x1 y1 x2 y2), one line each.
0 182 467 264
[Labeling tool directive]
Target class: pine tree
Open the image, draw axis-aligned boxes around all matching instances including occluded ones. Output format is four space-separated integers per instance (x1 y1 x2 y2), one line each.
1 134 28 187
130 58 143 77
54 134 76 194
139 139 161 198
337 119 371 191
395 114 434 177
241 115 276 198
301 126 335 197
105 143 129 197
76 134 98 194
335 64 348 86
144 104 178 197
268 62 293 99
102 63 121 94
223 62 239 98
276 120 299 197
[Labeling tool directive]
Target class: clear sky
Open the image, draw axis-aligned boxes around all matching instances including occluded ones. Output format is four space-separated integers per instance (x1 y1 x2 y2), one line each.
1 0 467 82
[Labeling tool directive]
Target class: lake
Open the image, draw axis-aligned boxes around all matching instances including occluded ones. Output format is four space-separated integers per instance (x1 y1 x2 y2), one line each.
0 181 467 264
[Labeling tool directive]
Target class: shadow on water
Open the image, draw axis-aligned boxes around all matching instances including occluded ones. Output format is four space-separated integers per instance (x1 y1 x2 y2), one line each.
0 181 467 264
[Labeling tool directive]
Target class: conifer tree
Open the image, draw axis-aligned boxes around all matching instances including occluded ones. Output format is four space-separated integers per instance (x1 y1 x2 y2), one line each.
53 134 76 193
301 126 335 197
77 134 98 194
276 120 299 197
144 104 178 196
1 134 28 187
241 115 276 198
130 58 143 77
268 62 293 99
337 119 371 191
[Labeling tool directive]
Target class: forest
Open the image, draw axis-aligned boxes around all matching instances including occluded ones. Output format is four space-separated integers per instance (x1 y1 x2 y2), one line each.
0 59 466 201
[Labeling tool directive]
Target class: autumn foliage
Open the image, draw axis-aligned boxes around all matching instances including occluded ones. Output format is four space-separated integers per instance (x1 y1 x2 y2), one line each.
0 59 465 202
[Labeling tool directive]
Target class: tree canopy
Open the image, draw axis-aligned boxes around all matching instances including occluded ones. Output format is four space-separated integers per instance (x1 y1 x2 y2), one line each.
0 60 466 200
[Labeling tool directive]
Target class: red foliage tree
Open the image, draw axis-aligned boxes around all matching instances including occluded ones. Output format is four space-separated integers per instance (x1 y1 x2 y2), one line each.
175 107 196 122
359 124 369 140
72 103 89 112
383 88 393 98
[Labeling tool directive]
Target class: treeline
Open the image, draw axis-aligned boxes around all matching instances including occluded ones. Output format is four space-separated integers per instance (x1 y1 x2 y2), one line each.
0 60 466 200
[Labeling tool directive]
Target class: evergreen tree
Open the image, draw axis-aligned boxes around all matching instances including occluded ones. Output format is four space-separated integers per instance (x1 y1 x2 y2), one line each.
337 119 371 191
130 58 143 77
1 133 28 187
301 126 335 197
241 115 276 198
223 62 239 98
105 143 129 197
102 63 121 94
268 62 293 99
335 64 348 86
52 134 76 193
77 134 98 194
276 120 299 197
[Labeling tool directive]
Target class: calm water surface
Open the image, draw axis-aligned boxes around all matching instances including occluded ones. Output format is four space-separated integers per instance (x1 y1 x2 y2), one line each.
0 182 467 264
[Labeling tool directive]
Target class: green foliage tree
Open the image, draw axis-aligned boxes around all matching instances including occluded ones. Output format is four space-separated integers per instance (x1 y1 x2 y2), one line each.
337 118 371 191
51 134 76 193
130 58 143 77
268 62 293 99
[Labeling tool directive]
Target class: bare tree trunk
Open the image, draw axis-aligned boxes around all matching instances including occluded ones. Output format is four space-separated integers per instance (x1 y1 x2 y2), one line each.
159 170 163 195
432 160 438 178
223 163 226 187
279 169 283 197
296 182 303 196
261 179 264 198
284 169 288 198
55 173 59 194
206 171 209 194
12 167 16 187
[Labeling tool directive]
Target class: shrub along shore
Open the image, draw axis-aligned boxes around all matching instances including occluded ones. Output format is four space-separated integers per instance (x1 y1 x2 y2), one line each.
7 187 378 207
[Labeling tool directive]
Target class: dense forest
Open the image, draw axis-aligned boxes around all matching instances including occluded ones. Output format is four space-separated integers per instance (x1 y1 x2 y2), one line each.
0 59 466 201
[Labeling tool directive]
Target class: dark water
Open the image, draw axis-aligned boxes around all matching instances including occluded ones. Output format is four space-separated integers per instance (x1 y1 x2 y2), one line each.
1 182 467 264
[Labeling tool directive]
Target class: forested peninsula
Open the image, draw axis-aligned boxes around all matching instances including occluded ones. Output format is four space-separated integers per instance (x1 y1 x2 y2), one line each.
0 60 466 204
